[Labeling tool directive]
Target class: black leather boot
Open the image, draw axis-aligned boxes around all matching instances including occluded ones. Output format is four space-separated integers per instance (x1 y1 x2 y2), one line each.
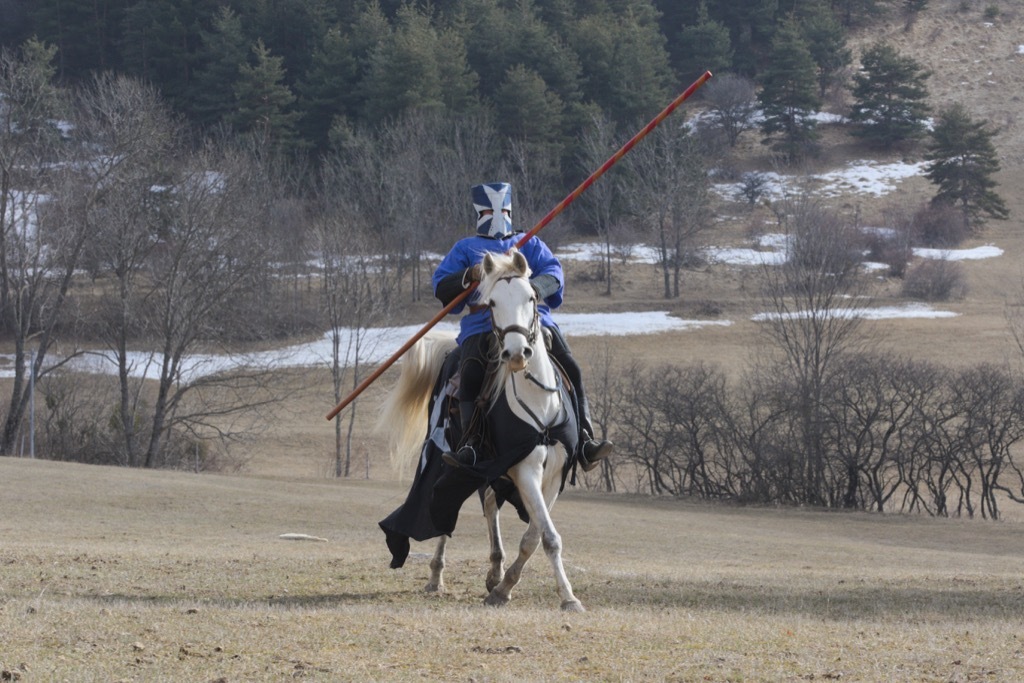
579 434 613 472
442 401 482 470
442 438 480 469
578 411 613 473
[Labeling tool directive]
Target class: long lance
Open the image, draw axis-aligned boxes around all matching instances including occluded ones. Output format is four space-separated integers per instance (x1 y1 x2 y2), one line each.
326 70 713 421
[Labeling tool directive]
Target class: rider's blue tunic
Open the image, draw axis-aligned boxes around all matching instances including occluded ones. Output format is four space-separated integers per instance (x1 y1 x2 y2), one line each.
431 233 564 344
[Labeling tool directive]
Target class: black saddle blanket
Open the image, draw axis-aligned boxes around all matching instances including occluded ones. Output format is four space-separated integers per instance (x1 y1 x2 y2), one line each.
378 347 578 569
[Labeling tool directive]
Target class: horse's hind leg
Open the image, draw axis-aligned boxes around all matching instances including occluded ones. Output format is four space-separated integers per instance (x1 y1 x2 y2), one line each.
424 536 447 593
483 488 505 592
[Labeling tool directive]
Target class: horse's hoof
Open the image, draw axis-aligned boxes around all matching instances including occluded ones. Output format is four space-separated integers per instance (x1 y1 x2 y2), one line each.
424 581 443 593
485 575 503 592
561 599 585 613
484 591 510 608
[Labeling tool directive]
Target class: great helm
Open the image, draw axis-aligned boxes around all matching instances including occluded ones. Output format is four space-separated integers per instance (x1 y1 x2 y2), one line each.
472 182 514 238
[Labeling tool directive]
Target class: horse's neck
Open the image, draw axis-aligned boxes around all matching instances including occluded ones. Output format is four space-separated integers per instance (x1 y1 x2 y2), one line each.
501 343 562 427
527 342 557 388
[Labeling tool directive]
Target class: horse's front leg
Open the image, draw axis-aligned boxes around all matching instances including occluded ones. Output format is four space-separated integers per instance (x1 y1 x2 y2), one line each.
486 447 584 612
482 488 505 592
424 535 447 593
484 516 540 609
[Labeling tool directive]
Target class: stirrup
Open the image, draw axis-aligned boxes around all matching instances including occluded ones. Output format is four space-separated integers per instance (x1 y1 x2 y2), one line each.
442 444 479 470
579 439 613 472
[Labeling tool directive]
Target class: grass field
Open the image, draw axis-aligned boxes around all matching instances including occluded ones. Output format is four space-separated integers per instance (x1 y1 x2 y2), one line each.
2 457 1023 682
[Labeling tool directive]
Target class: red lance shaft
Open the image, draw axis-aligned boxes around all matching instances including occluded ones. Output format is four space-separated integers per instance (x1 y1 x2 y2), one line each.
326 70 713 421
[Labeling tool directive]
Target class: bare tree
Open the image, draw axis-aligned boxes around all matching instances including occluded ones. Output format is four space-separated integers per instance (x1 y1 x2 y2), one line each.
701 73 758 148
334 111 492 303
503 138 563 241
950 364 1024 520
379 113 439 301
420 111 501 251
0 47 92 455
73 74 179 466
576 114 627 295
111 134 283 468
755 197 867 505
578 341 621 492
315 154 396 477
626 124 711 299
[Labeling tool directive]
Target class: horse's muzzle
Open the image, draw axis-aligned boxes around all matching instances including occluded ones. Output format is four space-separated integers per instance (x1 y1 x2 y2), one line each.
502 346 532 371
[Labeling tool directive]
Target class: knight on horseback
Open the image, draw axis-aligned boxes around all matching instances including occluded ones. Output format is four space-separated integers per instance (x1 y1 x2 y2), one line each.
433 182 613 473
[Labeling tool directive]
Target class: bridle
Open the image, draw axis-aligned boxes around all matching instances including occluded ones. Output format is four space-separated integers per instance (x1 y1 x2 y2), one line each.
487 275 539 348
482 272 563 433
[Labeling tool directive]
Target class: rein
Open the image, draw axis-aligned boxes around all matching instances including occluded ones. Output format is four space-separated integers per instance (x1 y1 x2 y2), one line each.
509 370 564 434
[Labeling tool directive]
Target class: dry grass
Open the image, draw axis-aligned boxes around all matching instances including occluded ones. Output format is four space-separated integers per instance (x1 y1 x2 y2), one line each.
2 457 1023 682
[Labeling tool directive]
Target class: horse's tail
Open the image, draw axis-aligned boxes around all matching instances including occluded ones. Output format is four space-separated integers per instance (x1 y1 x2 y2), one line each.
376 330 457 479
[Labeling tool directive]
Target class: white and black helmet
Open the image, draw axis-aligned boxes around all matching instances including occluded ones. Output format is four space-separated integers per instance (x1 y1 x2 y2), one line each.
472 182 513 238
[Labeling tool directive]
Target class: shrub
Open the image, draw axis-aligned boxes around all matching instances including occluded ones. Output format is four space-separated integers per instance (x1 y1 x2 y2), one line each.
902 259 967 300
911 201 970 247
737 171 769 206
863 228 912 278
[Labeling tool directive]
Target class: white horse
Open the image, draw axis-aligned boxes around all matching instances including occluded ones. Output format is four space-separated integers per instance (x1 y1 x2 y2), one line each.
378 249 584 612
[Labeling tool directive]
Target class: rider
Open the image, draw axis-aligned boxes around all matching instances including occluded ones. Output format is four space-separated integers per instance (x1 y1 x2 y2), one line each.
432 182 613 473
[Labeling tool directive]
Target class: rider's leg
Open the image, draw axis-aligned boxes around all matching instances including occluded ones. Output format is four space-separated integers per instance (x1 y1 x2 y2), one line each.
545 325 613 472
442 332 490 469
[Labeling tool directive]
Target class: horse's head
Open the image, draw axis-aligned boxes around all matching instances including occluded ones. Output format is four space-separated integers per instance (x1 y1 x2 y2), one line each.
479 249 538 373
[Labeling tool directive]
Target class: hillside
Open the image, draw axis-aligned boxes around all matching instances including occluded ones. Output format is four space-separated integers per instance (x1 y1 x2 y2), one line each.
1 2 1022 489
250 1 1024 482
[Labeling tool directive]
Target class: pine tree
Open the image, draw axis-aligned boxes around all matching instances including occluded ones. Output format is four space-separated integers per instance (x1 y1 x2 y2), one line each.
707 0 777 77
434 25 480 116
0 38 63 142
457 0 515 99
250 0 328 94
494 63 565 174
504 0 583 107
674 1 733 83
120 0 211 110
495 64 564 146
757 19 821 161
190 6 248 128
359 6 443 123
924 103 1009 233
849 41 930 148
30 0 127 80
605 8 673 124
801 5 852 98
566 14 616 113
296 27 358 152
231 39 300 152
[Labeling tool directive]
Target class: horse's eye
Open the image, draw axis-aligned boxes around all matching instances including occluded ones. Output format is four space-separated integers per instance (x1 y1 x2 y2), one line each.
487 300 495 308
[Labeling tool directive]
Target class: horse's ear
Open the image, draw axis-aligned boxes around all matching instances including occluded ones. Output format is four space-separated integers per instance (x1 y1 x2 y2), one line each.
482 252 497 276
511 249 528 275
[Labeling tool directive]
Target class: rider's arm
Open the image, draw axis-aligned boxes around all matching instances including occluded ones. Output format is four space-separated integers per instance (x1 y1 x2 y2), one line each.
530 273 560 301
435 266 479 306
433 239 481 310
520 237 564 309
